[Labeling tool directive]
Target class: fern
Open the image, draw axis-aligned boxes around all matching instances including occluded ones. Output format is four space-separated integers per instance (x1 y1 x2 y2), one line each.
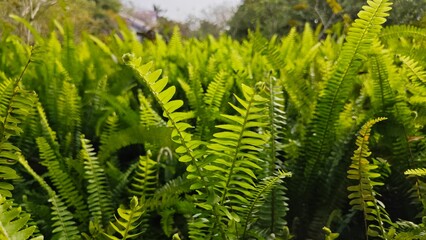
168 27 184 60
347 117 393 239
0 51 36 198
138 91 165 127
254 77 290 237
380 25 426 41
17 155 80 240
291 0 393 236
110 161 139 201
0 195 39 240
57 81 81 157
48 195 80 240
400 55 426 84
98 125 172 163
99 112 120 149
368 43 396 114
204 70 227 111
123 54 207 191
104 196 146 240
36 103 58 148
36 137 88 221
147 176 194 210
80 136 113 225
205 83 269 236
405 168 426 177
196 70 230 140
241 170 292 238
128 151 158 198
303 0 393 185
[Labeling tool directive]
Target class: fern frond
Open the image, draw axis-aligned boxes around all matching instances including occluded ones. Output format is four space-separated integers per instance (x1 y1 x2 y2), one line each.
280 28 297 60
206 84 269 230
98 125 172 163
36 137 88 221
0 87 37 141
80 136 113 225
264 77 287 167
368 47 395 113
138 91 165 127
177 78 198 110
100 112 119 148
0 195 38 240
110 161 139 201
168 27 184 59
37 103 58 148
241 170 292 238
178 64 203 111
254 77 289 237
380 25 426 41
0 78 15 131
0 59 36 198
302 0 393 181
17 155 80 240
204 70 227 110
49 195 80 240
400 55 426 84
187 213 211 240
104 196 145 240
196 70 229 140
123 54 207 191
347 117 392 239
147 176 193 210
57 81 81 157
291 0 393 235
128 151 158 198
405 168 426 177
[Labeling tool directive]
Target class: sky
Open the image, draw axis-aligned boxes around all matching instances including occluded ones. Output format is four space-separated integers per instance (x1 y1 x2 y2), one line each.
123 0 242 22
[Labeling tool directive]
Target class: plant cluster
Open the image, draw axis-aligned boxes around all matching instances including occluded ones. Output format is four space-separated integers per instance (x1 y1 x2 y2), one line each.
1 0 426 239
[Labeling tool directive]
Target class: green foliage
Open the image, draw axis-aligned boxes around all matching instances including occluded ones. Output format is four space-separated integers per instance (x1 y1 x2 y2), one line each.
291 0 393 235
0 196 38 240
405 168 426 176
104 196 146 240
241 170 292 238
1 0 426 239
128 151 158 197
80 136 113 225
18 155 80 240
347 117 392 239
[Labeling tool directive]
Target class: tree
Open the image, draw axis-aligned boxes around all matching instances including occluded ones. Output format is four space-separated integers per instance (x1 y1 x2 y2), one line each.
228 0 302 39
0 0 122 41
228 0 426 39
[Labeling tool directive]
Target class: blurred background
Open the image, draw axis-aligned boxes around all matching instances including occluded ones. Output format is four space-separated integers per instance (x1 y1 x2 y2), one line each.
1 0 426 41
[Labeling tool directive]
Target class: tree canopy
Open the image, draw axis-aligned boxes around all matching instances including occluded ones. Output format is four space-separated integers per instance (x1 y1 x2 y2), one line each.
228 0 426 39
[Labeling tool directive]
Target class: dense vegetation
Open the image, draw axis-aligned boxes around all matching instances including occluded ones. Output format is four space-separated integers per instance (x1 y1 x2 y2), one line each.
1 0 426 239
